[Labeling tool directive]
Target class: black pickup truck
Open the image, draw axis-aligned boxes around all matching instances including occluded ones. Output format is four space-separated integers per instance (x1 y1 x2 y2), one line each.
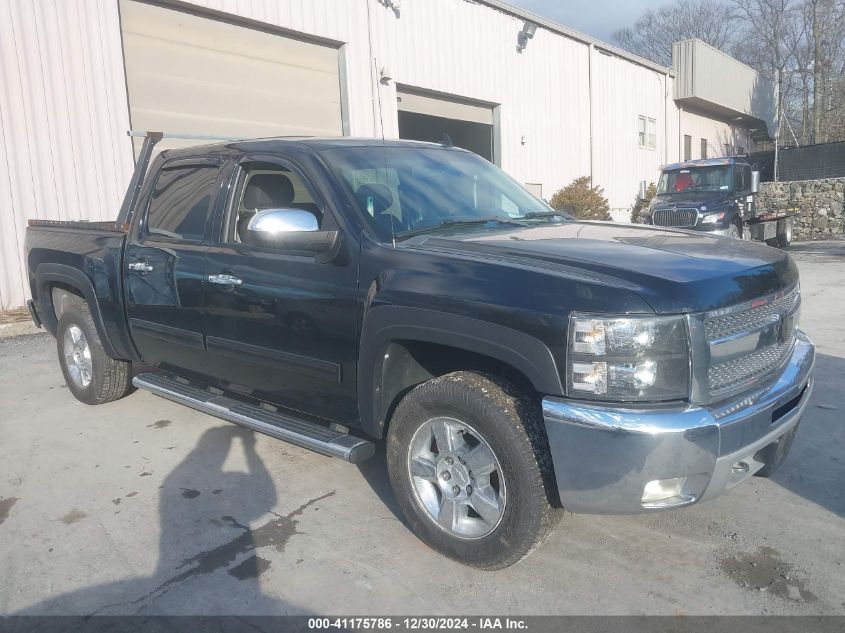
26 135 814 569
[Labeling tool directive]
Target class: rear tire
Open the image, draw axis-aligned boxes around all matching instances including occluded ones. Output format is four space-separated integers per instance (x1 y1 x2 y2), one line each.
776 219 792 248
57 302 133 405
386 372 561 570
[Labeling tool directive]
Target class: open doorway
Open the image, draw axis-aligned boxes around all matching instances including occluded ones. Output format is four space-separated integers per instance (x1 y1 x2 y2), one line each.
396 88 496 163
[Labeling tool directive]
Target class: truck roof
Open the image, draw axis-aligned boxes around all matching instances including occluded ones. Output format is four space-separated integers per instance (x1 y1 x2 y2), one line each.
158 136 460 160
660 157 749 171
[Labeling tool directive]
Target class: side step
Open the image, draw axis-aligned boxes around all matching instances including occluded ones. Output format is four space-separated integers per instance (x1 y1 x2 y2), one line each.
132 373 375 463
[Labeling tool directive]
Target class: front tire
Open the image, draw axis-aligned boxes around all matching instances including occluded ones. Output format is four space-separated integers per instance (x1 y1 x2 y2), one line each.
57 302 133 405
386 372 561 569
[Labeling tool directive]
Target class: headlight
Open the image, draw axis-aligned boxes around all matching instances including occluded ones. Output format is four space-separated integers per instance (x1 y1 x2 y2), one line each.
567 314 690 401
700 211 726 224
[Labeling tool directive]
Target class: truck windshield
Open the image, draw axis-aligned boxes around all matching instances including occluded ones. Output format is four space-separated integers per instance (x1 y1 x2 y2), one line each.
321 145 562 239
657 166 733 195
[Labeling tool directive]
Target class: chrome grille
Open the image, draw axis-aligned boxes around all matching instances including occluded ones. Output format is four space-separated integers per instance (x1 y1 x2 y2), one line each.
653 208 698 228
708 333 796 392
705 288 800 342
704 286 800 395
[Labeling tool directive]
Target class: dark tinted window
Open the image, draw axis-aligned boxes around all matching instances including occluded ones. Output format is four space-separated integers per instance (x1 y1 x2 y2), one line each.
146 165 219 241
735 166 746 191
735 165 751 192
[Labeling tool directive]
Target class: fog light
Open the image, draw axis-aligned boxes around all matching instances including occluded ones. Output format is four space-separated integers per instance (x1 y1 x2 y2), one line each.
641 477 687 505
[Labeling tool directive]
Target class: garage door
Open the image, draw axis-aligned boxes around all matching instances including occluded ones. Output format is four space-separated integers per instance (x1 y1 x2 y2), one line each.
397 89 496 162
119 0 343 153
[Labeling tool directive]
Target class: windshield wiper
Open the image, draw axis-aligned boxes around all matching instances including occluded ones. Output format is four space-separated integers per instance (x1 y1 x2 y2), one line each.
521 210 569 220
396 216 527 241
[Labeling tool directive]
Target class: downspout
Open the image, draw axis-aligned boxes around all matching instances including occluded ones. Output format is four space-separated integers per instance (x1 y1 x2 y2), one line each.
664 72 669 165
588 43 594 186
365 0 381 136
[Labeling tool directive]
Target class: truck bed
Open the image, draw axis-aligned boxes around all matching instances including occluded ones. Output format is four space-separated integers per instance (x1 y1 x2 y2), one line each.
27 219 128 232
24 222 136 361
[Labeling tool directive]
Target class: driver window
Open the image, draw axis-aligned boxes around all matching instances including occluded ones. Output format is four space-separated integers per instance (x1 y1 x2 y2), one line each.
230 167 322 243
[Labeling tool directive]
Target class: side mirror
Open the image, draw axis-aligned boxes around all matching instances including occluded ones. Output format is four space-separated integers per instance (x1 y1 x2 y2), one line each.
751 171 760 194
245 209 341 261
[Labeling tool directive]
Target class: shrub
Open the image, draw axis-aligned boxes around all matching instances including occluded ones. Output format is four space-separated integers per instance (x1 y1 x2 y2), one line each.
630 182 657 223
549 176 611 221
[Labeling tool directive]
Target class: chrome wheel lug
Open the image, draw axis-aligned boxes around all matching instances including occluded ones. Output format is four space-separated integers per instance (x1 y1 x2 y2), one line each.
466 485 473 495
452 485 460 496
445 457 454 465
442 471 451 481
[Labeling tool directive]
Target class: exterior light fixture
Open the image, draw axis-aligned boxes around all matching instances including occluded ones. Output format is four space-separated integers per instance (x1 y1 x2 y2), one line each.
381 0 402 14
517 21 538 52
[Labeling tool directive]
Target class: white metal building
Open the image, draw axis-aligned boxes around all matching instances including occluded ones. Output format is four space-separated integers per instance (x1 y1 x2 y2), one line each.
0 0 775 310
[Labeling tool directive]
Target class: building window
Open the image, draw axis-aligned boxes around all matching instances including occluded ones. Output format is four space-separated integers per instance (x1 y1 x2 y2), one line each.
683 135 692 161
524 183 543 199
638 116 656 150
700 138 708 159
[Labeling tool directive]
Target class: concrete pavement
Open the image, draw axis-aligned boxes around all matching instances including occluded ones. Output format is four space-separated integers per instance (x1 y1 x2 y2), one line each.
1 242 843 616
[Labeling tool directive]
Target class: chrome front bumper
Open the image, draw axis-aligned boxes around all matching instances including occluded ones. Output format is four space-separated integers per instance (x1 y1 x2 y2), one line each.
542 331 815 514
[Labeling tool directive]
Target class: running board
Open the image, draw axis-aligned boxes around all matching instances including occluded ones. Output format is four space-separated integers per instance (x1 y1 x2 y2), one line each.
132 373 374 463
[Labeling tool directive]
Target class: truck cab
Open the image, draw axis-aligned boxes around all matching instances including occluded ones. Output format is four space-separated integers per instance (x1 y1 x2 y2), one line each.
639 158 793 247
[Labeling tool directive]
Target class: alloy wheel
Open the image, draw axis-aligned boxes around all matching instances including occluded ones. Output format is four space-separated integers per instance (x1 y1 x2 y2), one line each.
407 416 506 539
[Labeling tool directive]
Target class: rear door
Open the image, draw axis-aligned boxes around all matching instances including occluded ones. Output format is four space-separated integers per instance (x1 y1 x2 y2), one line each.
125 157 222 377
203 155 359 424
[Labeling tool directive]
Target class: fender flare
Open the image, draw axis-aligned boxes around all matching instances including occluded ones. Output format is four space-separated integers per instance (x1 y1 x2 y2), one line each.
34 263 121 359
358 306 564 438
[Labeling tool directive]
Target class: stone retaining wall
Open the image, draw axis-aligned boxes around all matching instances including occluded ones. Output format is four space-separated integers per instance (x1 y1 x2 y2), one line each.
756 178 845 241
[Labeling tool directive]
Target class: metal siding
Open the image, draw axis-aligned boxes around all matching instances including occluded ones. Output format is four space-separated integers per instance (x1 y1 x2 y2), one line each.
119 0 343 154
591 49 671 215
379 0 591 197
680 108 754 158
673 38 776 135
0 0 133 310
1 0 758 309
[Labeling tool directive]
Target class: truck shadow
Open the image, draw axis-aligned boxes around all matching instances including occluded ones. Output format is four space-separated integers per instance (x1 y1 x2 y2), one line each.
786 241 845 263
356 440 405 523
15 426 314 616
769 351 845 520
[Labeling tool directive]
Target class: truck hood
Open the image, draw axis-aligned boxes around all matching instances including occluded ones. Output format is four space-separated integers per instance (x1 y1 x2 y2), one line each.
403 221 798 313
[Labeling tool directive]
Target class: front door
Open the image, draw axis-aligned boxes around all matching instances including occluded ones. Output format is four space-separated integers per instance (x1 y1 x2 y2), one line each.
203 158 359 424
125 158 221 378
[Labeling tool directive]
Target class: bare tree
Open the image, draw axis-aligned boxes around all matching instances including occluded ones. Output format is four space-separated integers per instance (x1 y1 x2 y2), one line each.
612 0 739 66
615 0 845 145
811 0 845 141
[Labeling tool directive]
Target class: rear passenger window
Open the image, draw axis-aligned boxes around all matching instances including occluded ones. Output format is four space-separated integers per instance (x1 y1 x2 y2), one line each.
146 165 219 241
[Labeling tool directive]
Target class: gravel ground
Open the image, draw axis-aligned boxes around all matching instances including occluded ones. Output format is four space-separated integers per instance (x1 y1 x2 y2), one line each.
0 242 843 616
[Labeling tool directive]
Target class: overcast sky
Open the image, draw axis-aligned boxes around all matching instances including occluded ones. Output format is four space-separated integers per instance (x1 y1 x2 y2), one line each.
507 0 662 43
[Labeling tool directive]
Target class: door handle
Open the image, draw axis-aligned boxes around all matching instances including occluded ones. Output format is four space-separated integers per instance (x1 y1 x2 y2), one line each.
208 273 243 286
128 261 154 273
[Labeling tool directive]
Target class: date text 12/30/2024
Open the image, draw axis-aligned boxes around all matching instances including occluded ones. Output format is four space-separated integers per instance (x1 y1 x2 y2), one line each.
308 618 528 630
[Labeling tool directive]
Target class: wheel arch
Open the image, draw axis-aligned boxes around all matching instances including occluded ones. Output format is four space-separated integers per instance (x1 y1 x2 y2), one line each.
358 306 563 438
34 264 121 359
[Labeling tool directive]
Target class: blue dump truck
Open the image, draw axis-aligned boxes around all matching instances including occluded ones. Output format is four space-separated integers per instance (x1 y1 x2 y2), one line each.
638 158 795 247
